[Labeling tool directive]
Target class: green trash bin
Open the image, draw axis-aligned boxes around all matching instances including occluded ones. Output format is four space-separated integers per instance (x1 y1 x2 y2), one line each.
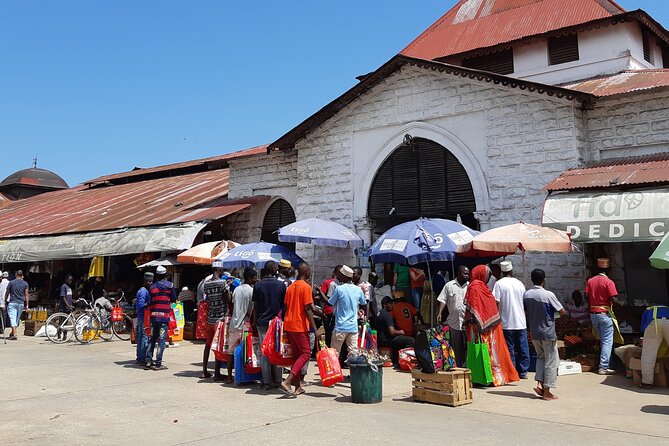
350 361 383 404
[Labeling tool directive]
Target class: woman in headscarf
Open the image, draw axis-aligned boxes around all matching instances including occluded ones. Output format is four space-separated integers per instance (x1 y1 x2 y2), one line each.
464 264 519 386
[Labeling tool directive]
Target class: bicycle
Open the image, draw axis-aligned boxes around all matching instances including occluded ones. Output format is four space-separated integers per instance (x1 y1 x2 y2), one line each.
74 293 133 343
44 298 93 344
110 291 133 341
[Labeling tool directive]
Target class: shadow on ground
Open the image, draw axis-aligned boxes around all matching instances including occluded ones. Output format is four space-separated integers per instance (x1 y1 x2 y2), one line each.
488 390 540 400
641 405 669 415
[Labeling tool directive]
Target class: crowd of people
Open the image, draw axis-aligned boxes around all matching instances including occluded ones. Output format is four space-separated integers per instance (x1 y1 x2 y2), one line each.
4 253 669 398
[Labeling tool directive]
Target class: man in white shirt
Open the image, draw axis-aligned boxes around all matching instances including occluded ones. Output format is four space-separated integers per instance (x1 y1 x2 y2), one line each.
0 271 8 310
436 265 469 367
493 260 530 379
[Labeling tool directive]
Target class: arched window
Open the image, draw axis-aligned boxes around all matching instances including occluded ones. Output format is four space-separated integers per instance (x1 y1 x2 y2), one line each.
261 199 296 250
368 137 477 233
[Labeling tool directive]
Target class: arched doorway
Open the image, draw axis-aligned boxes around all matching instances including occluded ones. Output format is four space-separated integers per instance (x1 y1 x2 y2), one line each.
367 137 478 234
261 198 296 250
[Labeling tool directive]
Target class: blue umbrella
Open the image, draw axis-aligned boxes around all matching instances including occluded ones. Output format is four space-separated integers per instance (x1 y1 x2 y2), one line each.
369 218 479 327
369 218 478 265
278 218 363 248
214 241 304 269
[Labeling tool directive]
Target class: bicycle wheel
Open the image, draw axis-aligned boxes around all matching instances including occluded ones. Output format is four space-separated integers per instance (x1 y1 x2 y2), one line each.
113 314 133 341
45 312 75 344
74 314 100 344
99 316 114 342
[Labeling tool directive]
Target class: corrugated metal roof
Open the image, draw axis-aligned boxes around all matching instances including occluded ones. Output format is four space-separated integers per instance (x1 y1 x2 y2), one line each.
0 194 11 209
401 0 624 60
545 153 669 191
86 145 267 185
563 70 669 97
0 168 258 238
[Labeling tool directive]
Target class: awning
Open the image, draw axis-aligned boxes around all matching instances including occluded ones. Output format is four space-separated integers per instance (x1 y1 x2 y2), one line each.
0 222 206 263
542 188 669 243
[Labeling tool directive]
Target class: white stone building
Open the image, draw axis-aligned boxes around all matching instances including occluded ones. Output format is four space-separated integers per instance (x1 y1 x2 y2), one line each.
227 0 669 306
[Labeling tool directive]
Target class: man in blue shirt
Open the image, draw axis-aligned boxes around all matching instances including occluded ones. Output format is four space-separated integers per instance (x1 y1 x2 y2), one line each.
5 270 29 341
321 265 366 356
59 275 74 313
135 272 153 365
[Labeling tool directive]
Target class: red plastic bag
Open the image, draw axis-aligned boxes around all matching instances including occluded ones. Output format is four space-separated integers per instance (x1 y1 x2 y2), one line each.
398 348 418 371
245 332 262 374
195 301 209 340
260 317 295 366
168 310 177 337
111 306 123 322
317 341 343 387
143 310 151 336
210 320 228 362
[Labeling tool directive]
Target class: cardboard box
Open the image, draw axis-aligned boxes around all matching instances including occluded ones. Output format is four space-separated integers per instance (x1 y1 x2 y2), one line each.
24 320 45 336
569 354 598 373
629 357 668 387
183 322 195 341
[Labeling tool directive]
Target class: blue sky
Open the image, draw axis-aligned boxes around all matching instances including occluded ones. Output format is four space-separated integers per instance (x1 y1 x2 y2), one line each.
0 1 666 185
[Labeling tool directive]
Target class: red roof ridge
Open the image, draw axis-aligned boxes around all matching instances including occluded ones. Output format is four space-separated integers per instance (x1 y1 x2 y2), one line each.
401 0 631 61
84 144 268 185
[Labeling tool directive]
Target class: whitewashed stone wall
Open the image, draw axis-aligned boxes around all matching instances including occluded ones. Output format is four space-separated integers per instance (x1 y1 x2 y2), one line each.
227 150 298 201
286 65 589 297
586 91 669 160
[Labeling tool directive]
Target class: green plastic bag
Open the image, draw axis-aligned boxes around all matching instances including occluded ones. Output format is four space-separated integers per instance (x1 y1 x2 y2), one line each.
467 336 493 385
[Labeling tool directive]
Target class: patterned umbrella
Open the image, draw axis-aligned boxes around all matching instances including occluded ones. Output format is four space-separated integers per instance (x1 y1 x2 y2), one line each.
214 241 304 269
177 240 238 265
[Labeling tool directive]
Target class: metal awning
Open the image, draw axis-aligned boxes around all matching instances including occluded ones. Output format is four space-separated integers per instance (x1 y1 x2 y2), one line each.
0 222 206 263
542 188 669 243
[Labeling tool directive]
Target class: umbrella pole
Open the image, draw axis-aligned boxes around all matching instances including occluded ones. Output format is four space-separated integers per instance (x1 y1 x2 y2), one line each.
427 260 435 328
522 251 527 286
311 243 316 286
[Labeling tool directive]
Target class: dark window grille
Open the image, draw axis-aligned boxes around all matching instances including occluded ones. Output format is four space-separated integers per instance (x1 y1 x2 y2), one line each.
662 46 669 69
548 34 579 65
642 29 653 63
462 48 514 75
261 199 296 251
368 138 478 233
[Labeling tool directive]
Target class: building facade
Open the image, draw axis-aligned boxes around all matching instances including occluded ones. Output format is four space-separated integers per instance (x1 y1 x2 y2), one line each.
227 0 669 303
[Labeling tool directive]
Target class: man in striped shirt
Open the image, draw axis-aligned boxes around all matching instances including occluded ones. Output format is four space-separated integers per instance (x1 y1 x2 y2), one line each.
145 266 177 370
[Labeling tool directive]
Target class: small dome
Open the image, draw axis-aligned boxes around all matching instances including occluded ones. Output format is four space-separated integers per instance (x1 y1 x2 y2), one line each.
0 168 69 190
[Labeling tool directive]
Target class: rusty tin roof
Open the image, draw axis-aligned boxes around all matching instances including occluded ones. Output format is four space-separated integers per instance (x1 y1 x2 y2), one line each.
401 0 626 60
563 70 669 97
545 153 669 191
0 168 258 238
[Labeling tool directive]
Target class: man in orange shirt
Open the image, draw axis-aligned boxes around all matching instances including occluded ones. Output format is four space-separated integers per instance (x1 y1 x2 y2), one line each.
391 297 423 338
280 263 321 397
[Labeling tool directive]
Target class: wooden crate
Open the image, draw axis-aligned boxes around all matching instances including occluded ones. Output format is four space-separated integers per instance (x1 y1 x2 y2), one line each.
412 368 473 407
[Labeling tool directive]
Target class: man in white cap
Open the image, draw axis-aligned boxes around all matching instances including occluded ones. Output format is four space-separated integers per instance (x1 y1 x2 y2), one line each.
493 260 530 379
277 259 292 287
201 261 231 380
145 266 176 370
320 265 366 358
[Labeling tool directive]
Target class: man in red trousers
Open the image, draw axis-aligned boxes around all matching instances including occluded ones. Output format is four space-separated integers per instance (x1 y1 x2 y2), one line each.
280 262 323 397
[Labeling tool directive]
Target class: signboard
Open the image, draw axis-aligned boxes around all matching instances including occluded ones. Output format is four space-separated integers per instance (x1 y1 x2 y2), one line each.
542 188 669 243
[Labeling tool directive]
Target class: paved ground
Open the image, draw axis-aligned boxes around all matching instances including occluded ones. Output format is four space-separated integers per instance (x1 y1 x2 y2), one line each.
2 330 669 445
